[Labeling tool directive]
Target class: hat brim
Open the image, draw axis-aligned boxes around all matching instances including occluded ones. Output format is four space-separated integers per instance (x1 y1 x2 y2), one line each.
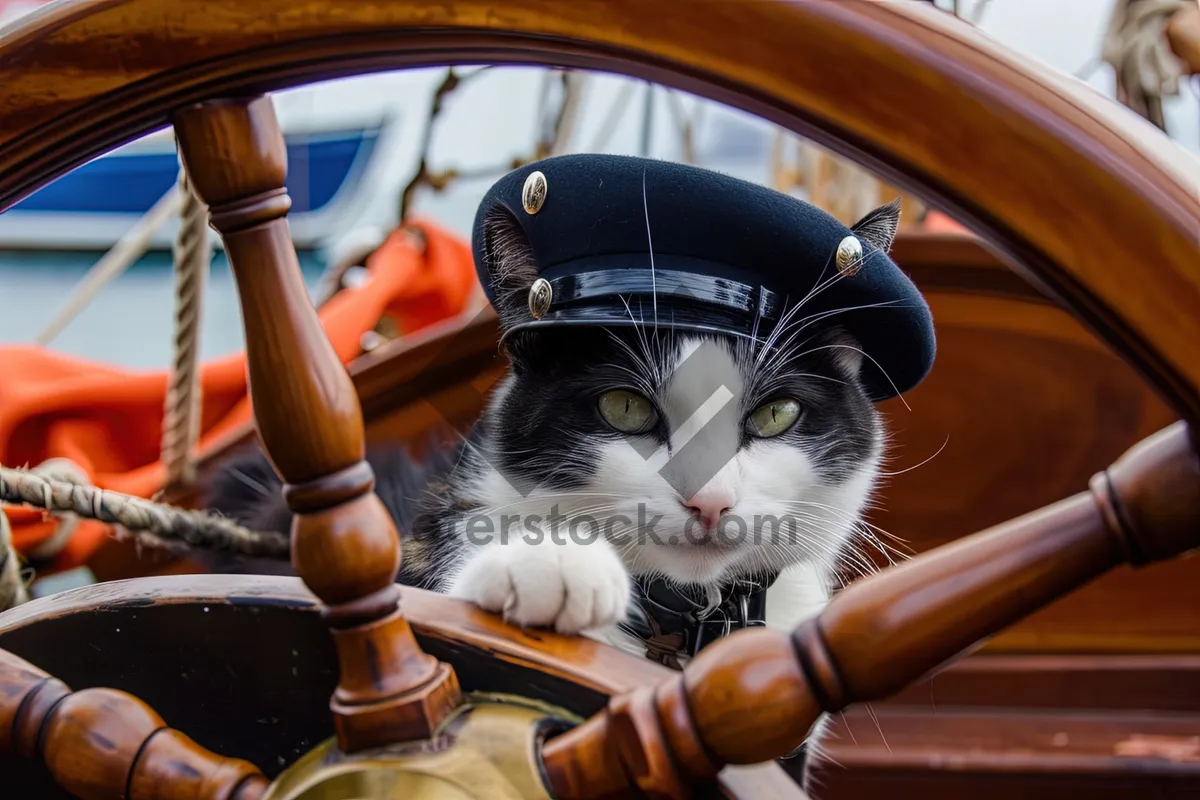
497 253 931 402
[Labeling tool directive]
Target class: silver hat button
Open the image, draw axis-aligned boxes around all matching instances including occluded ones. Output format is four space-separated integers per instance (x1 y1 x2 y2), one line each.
528 277 553 319
836 235 864 276
522 170 548 215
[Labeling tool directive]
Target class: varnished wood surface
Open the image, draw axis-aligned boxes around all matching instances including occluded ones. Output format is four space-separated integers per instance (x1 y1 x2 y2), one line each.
30 602 1194 798
888 231 1054 303
540 423 1200 798
352 306 504 424
2 3 1198 795
0 0 1198 424
18 588 1190 797
183 232 1189 655
872 290 1178 550
174 94 463 753
805 651 1200 796
0 575 797 798
883 653 1200 714
0 576 672 704
808 705 1200 798
110 232 1197 658
870 284 1194 652
0 648 268 800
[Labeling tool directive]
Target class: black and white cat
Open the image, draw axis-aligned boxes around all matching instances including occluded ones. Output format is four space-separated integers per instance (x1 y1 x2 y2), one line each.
206 201 896 666
202 147 942 778
430 324 881 656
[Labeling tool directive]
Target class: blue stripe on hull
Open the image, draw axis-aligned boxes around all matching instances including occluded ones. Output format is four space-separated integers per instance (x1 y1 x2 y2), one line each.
11 129 378 215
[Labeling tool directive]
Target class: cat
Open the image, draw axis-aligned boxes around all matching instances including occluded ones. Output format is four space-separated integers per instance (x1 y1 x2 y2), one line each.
205 207 896 642
204 161 914 768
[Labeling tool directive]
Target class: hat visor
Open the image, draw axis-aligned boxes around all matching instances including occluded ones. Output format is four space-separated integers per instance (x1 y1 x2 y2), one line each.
500 302 917 403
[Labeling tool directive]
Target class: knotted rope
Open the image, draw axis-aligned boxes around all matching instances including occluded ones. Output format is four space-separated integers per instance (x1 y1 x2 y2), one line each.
1102 0 1193 129
160 163 211 492
19 458 90 562
0 463 289 560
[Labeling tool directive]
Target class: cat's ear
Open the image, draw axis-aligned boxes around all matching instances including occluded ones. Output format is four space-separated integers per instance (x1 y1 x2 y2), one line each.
850 197 902 254
820 325 864 379
479 203 540 329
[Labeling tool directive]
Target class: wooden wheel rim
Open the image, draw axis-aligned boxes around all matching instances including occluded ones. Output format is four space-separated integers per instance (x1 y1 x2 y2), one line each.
3 6 1200 797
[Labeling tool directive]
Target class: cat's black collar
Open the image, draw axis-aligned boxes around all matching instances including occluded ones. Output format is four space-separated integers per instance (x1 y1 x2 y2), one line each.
618 572 778 670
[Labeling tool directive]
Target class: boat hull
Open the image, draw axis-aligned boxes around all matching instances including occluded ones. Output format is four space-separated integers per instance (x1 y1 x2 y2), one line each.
0 127 379 251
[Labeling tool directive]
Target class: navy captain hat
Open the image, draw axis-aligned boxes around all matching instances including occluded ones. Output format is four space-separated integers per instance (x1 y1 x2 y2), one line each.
471 153 935 401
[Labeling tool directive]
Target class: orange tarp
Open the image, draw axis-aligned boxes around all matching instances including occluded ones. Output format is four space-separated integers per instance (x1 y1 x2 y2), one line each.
0 217 478 572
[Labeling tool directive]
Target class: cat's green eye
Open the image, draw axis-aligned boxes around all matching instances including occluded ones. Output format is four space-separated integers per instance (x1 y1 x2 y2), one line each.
748 399 802 438
598 389 656 434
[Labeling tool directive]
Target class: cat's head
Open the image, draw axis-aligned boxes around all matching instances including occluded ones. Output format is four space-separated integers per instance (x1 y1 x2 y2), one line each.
464 154 931 588
472 321 883 588
466 201 896 588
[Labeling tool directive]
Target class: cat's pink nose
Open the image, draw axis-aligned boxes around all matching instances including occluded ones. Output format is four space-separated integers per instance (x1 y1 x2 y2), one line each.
683 489 735 533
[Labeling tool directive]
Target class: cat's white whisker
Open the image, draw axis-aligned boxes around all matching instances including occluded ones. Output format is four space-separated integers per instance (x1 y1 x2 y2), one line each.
876 433 949 477
641 168 659 330
226 466 272 497
791 339 911 412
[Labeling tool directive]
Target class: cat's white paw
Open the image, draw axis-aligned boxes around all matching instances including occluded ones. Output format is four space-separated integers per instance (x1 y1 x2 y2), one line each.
447 537 631 634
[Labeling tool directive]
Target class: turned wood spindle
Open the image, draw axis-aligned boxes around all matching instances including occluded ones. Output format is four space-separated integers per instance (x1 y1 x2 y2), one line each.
0 648 267 800
541 421 1200 798
172 96 460 752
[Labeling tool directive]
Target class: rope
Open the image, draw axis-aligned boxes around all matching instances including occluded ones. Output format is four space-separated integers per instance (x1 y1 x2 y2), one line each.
0 509 31 611
0 463 289 559
971 0 994 25
160 163 211 492
664 89 698 164
1102 0 1192 129
36 182 183 345
588 80 637 153
771 132 894 226
21 458 89 561
315 66 588 312
547 71 588 157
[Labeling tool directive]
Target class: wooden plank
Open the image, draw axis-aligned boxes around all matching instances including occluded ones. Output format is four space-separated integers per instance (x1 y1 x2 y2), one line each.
809 706 1200 799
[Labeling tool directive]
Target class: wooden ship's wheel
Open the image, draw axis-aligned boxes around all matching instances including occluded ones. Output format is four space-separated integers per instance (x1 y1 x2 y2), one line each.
1 1 1199 798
